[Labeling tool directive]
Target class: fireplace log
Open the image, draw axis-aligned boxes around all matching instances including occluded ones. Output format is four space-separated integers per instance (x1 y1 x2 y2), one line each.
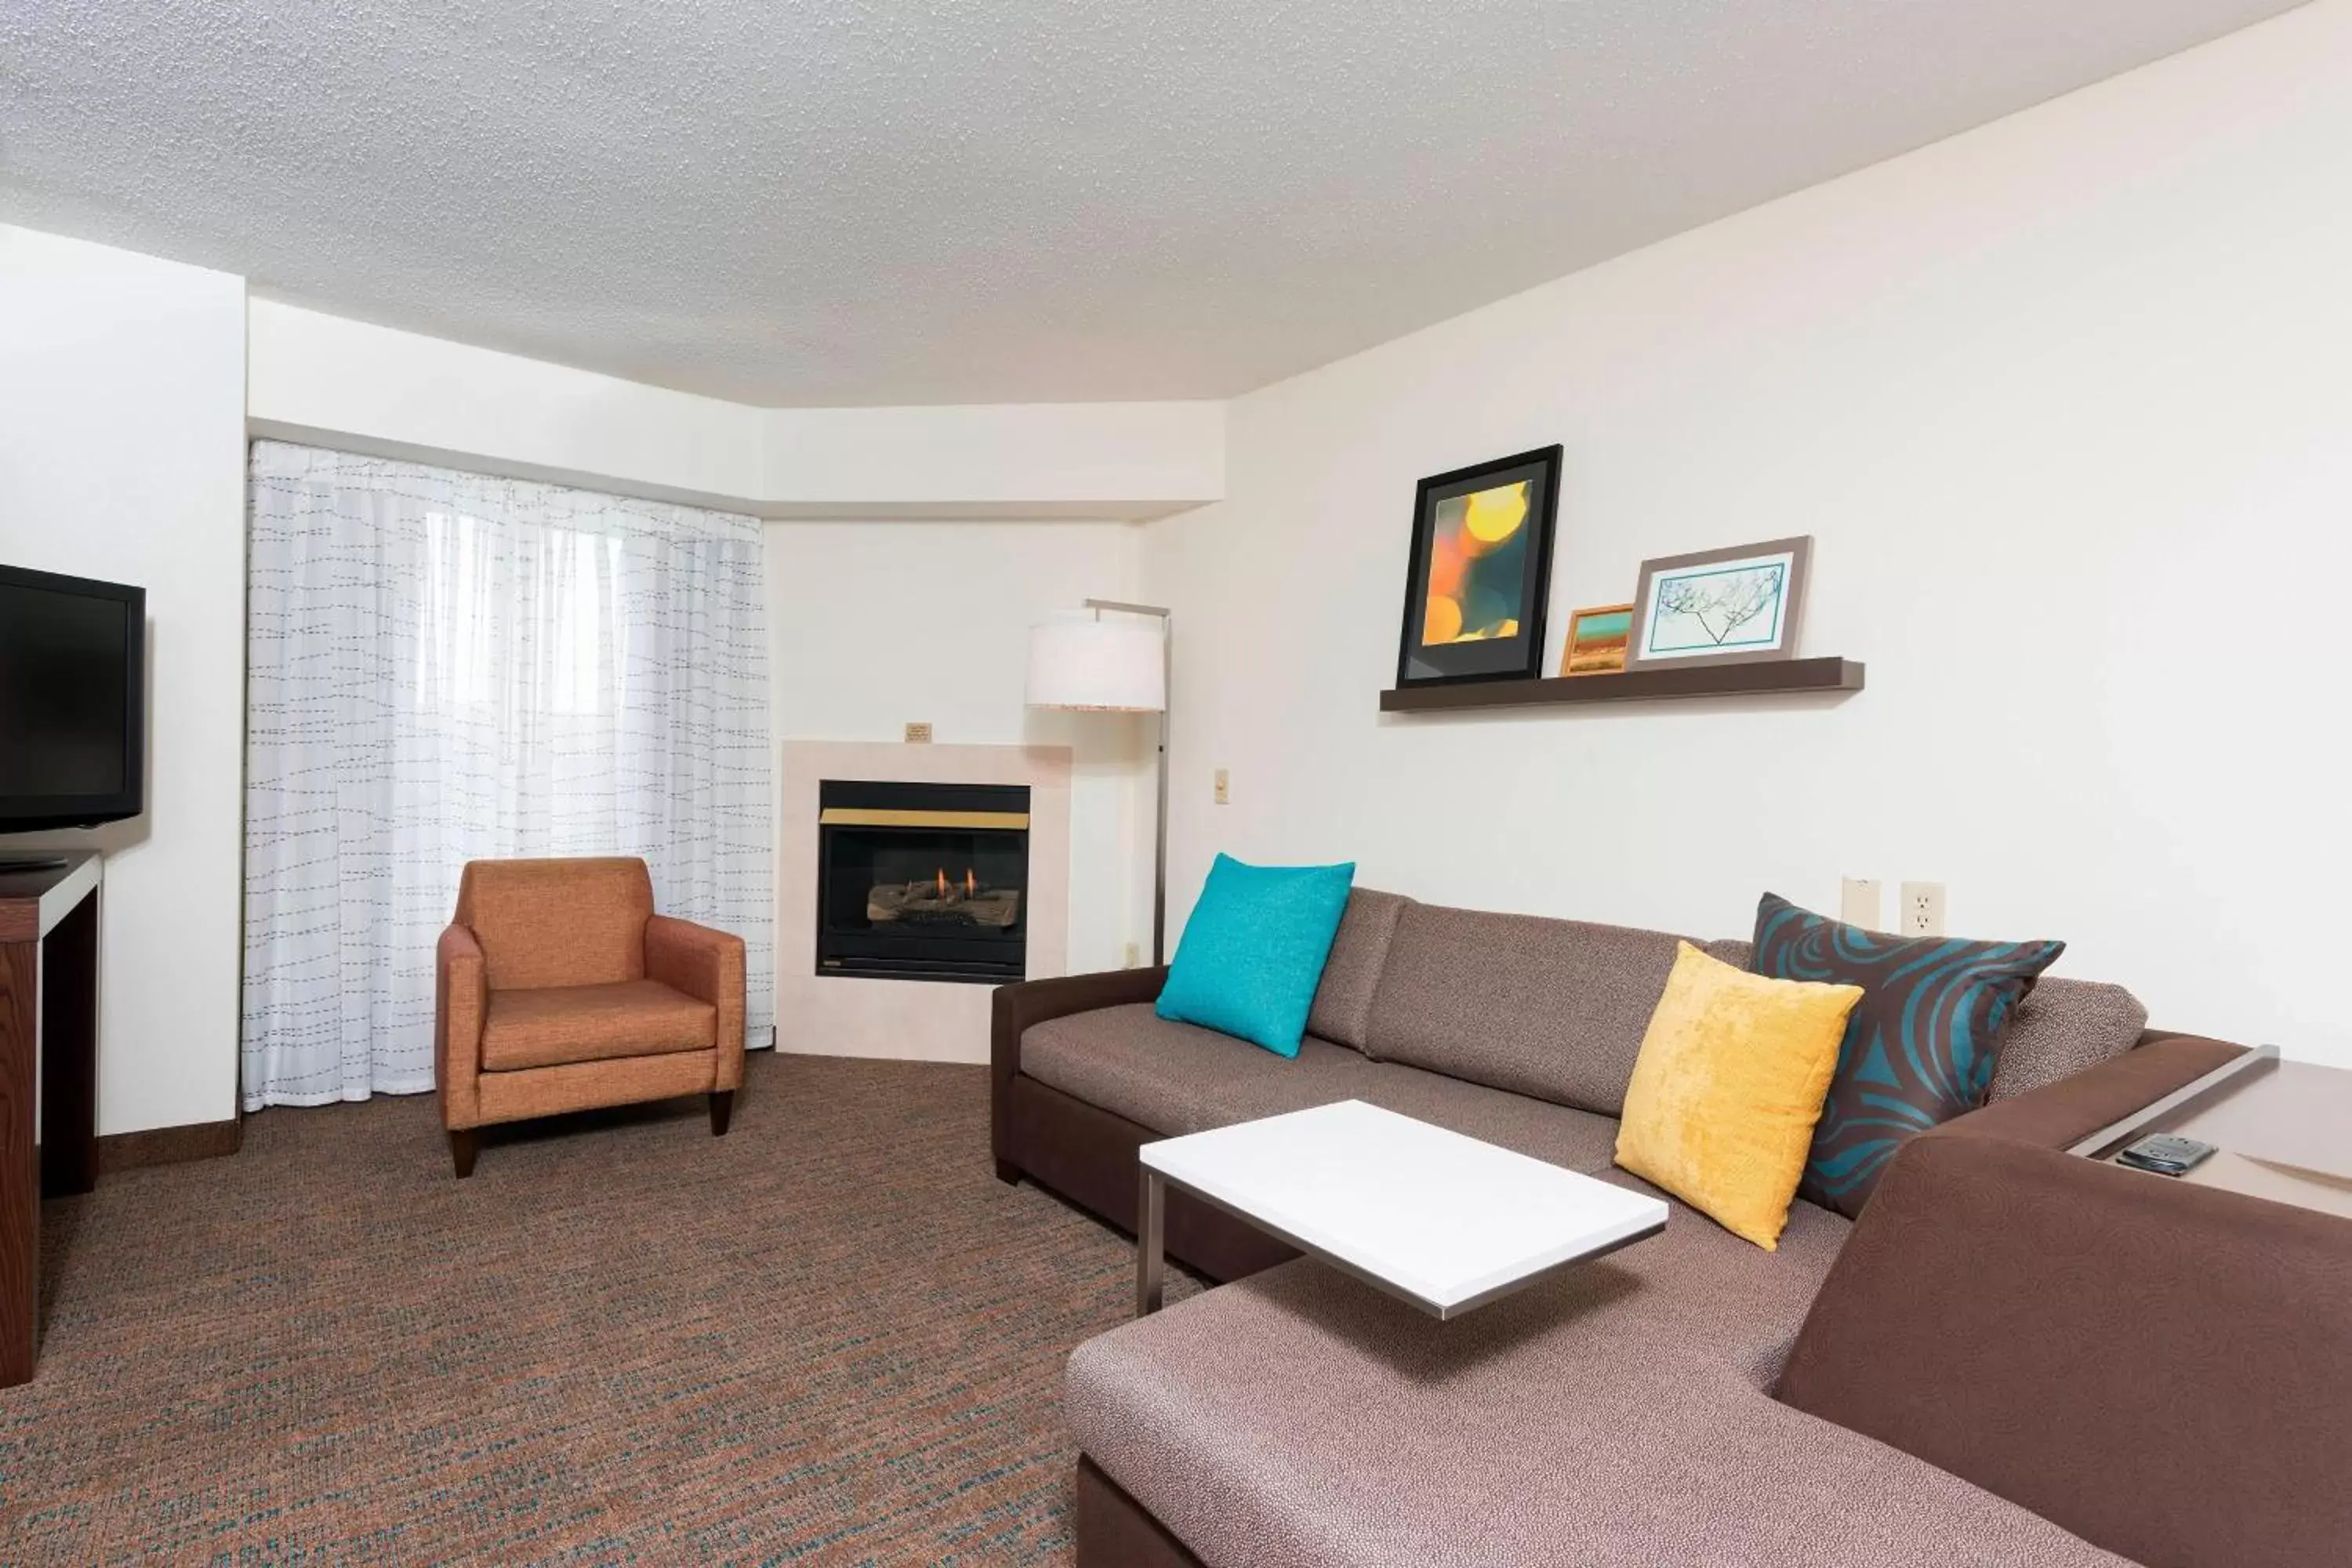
866 884 1022 928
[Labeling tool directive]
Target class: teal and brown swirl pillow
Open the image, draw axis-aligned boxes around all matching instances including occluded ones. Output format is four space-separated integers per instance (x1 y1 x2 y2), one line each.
1750 893 2062 1218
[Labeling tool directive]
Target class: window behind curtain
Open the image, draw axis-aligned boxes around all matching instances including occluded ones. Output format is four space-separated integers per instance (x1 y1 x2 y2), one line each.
243 442 772 1109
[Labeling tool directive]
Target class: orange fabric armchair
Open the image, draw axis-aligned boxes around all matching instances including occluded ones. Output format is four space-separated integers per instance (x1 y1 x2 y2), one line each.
435 857 746 1177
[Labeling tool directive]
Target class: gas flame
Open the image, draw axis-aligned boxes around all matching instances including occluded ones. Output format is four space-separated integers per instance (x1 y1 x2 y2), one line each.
964 868 978 897
935 868 949 898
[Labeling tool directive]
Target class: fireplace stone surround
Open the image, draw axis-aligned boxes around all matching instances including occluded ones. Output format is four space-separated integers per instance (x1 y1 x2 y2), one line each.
779 740 1071 1064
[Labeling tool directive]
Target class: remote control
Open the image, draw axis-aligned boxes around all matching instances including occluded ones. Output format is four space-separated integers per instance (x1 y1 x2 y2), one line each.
2115 1133 2216 1176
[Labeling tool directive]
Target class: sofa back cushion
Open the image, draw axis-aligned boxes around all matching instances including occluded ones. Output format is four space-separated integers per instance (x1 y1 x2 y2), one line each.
1362 902 1691 1115
1988 977 2148 1102
1305 887 1410 1051
455 856 653 990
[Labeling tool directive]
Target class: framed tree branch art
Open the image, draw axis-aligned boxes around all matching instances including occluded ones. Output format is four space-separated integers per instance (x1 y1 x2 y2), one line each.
1626 536 1813 671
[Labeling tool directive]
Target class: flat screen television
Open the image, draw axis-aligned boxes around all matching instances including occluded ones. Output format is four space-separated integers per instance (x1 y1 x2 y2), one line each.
0 564 147 832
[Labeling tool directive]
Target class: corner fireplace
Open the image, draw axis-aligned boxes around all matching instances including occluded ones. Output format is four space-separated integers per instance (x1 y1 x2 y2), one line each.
815 779 1029 984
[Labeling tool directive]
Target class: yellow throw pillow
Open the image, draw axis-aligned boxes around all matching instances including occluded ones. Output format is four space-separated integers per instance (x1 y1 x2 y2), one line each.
1615 942 1862 1251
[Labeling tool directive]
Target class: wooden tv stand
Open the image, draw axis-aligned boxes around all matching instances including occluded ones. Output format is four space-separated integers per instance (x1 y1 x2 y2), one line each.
0 851 102 1386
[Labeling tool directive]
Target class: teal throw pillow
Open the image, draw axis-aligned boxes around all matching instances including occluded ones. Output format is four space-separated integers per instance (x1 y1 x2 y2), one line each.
1156 854 1356 1057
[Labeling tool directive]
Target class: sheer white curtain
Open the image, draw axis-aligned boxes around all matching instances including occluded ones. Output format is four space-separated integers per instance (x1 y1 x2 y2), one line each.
242 441 772 1109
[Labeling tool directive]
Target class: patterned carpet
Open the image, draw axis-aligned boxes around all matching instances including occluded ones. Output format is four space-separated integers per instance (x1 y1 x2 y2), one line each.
3 1052 1196 1565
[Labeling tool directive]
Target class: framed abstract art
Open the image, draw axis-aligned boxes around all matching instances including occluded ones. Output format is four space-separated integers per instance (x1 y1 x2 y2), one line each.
1559 603 1633 677
1393 445 1562 688
1626 536 1812 670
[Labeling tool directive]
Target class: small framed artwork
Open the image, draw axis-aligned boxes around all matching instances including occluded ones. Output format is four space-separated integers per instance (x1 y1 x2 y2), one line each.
1626 536 1812 670
1394 445 1563 688
1559 604 1634 677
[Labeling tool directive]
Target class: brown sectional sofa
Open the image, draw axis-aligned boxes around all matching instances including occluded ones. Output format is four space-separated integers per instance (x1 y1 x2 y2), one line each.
989 891 2312 1567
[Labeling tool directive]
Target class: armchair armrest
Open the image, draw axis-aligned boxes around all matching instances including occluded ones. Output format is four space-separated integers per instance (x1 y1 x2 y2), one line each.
991 967 1169 1175
646 914 747 1090
437 923 488 1129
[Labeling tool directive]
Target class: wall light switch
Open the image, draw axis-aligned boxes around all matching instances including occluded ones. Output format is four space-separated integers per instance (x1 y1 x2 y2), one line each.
1839 877 1884 931
904 721 933 743
1900 881 1947 938
1213 768 1229 805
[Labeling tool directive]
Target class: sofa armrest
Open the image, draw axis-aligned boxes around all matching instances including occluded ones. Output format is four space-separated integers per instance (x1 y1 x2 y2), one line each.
992 967 1169 1172
646 914 748 1090
437 923 488 1129
1926 1032 2245 1152
1776 1132 2352 1568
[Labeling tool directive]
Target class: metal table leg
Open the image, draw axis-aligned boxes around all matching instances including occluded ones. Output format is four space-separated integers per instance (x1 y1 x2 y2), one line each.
1136 1167 1165 1316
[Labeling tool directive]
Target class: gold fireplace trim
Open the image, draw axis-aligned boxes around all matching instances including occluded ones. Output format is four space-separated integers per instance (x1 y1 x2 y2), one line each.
818 808 1031 830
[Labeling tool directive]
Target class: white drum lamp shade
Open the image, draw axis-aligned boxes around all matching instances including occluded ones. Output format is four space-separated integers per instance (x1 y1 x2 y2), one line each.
1026 612 1167 712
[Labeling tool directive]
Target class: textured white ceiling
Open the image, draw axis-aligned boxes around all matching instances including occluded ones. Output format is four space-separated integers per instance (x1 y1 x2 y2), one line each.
0 1 2304 405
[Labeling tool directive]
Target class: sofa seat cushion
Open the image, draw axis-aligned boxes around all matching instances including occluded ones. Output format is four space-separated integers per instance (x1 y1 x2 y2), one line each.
1363 903 1694 1116
1022 1004 1381 1137
480 978 716 1072
1066 1200 2123 1568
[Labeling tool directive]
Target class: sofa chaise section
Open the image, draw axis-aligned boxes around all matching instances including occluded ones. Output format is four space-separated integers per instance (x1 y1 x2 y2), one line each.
1064 1034 2283 1568
1060 1043 2267 1568
1062 1185 2121 1568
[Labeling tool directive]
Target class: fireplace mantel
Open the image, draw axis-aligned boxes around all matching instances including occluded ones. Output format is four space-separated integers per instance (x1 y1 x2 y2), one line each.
777 741 1071 1064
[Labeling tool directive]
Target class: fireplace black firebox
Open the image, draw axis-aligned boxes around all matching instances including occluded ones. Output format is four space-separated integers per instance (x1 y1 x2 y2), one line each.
815 780 1029 984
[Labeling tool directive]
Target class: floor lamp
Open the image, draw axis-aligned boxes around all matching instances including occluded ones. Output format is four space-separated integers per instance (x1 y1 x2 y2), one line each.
1025 599 1172 966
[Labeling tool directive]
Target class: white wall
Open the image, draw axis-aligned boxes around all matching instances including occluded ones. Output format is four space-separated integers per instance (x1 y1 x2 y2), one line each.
251 299 1225 521
0 226 249 1134
766 521 1153 977
1142 2 2352 1064
248 297 768 504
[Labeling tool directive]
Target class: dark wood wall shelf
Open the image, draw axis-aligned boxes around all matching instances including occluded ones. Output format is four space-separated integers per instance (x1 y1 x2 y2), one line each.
1379 656 1864 713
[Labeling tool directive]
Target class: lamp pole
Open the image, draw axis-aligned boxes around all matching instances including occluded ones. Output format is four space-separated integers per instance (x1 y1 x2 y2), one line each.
1081 597 1172 966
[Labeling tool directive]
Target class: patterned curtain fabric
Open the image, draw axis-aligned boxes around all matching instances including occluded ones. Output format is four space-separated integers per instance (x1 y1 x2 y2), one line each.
242 441 772 1109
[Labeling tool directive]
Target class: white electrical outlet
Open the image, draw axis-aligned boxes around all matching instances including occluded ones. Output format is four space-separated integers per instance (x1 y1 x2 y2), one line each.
1122 940 1141 967
1839 877 1883 931
1900 881 1947 937
1213 768 1230 805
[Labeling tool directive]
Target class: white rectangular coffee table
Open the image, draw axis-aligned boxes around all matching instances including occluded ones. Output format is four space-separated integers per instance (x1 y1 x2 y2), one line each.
1135 1099 1668 1319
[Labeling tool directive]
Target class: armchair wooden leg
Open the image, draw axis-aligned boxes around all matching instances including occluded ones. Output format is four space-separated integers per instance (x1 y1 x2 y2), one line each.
448 1128 477 1179
710 1090 735 1137
995 1157 1021 1185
